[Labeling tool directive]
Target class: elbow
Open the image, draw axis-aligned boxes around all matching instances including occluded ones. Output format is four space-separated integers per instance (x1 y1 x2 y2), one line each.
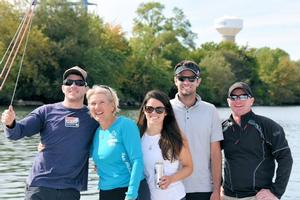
189 164 194 176
5 132 16 140
288 156 293 171
284 150 293 168
5 131 22 140
6 136 19 141
185 163 193 177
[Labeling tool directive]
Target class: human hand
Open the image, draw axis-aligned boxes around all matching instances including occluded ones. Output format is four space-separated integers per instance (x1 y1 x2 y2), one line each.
256 189 279 200
1 105 16 128
210 189 221 200
37 143 45 152
220 186 224 200
158 175 173 190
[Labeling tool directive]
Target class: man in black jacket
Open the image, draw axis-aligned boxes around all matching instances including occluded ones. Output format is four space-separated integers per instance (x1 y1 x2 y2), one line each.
221 82 293 200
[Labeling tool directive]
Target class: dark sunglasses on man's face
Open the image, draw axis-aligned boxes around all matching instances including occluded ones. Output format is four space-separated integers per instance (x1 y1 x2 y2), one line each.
144 106 166 114
229 94 251 101
63 79 86 87
176 76 198 82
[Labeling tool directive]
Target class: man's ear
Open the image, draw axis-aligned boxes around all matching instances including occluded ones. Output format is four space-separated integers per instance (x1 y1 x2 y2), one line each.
250 97 255 106
196 77 202 86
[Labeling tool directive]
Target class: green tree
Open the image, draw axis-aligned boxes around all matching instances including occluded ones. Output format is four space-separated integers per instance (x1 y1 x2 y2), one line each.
266 58 300 104
126 2 197 102
200 52 235 105
254 47 296 104
0 1 57 103
191 42 260 104
34 0 130 99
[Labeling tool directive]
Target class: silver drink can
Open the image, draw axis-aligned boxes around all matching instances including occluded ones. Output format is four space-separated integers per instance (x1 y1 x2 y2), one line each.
154 161 164 189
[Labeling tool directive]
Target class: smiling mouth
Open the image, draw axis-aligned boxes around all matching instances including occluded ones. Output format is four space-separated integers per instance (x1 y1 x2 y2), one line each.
95 111 103 116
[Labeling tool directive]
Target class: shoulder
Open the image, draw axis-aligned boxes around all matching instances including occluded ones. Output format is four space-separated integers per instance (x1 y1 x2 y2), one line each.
31 103 57 114
170 97 179 107
117 116 137 127
198 100 217 110
251 113 282 129
118 116 135 123
222 118 233 132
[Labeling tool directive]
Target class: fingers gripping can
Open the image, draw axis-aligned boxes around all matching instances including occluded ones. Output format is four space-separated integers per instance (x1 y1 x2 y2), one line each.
154 162 164 189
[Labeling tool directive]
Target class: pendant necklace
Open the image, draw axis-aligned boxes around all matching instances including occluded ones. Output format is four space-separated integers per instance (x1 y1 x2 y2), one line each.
148 137 159 150
145 131 160 151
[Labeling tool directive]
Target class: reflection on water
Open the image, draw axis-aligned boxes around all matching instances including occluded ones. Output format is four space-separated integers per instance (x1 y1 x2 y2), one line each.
0 106 299 200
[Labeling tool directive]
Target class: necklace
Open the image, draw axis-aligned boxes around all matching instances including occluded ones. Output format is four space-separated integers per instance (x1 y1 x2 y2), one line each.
146 134 159 151
148 142 156 150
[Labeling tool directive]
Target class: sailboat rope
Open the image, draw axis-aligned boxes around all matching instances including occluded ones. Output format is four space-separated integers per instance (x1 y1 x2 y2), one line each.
0 0 36 105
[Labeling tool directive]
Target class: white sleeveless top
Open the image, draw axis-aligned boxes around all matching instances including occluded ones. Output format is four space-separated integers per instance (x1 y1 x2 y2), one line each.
142 133 185 200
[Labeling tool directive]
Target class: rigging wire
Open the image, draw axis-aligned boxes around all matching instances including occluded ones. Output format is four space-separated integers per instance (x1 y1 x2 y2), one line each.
0 12 26 66
10 9 34 106
0 10 29 80
0 0 36 100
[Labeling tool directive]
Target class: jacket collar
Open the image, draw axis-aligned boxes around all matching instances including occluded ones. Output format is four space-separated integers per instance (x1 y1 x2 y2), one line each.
229 110 254 127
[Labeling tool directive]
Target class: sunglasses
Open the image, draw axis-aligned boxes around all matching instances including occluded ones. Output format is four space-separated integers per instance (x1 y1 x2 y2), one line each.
144 106 166 114
229 94 251 101
176 76 198 82
63 79 86 87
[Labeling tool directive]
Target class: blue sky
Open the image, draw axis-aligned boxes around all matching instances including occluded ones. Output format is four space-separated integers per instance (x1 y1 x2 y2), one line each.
89 0 300 61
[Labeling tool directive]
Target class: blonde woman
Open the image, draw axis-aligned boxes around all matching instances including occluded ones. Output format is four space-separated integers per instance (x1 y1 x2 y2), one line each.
87 85 147 200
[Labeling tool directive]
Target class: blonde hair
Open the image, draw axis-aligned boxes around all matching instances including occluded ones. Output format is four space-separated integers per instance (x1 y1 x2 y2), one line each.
86 85 120 114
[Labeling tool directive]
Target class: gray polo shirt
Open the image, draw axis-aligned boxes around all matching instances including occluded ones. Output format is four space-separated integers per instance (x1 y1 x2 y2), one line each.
171 94 223 193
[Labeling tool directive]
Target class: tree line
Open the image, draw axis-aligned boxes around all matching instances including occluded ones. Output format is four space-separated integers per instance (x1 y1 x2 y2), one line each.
0 0 299 106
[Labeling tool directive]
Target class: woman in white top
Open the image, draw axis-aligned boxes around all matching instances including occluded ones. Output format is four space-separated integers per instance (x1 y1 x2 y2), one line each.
137 90 193 200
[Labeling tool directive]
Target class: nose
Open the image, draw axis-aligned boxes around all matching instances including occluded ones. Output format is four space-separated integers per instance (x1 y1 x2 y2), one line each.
69 82 76 87
182 79 191 84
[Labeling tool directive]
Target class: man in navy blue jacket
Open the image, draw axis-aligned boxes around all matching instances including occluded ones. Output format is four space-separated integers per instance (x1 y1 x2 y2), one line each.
222 82 293 200
1 66 98 200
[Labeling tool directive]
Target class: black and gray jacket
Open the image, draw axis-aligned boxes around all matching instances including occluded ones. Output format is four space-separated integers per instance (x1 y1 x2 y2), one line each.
221 111 293 199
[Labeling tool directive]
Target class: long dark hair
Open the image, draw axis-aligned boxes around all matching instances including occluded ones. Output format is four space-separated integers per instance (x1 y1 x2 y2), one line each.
137 90 183 161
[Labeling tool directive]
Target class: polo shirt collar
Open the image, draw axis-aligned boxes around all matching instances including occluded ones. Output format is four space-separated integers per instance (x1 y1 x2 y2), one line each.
174 93 202 109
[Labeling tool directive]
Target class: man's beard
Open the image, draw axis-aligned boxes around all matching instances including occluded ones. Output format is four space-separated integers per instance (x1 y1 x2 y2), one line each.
180 90 193 97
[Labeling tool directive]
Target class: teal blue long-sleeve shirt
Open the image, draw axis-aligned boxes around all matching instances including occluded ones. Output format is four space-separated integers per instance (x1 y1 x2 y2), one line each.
90 116 144 199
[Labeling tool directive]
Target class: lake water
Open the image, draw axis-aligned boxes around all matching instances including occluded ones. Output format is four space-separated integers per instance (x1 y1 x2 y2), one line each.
0 106 299 199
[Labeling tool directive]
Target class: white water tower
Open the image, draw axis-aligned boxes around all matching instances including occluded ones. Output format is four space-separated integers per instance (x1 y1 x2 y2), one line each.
215 16 243 42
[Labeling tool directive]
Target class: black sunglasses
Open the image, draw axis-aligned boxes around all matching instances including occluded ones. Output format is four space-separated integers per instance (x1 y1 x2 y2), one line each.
63 79 86 87
144 106 166 114
176 76 198 82
229 94 251 101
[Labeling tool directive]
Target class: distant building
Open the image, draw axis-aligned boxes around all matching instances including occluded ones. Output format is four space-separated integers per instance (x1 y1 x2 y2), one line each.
215 16 243 42
68 0 97 11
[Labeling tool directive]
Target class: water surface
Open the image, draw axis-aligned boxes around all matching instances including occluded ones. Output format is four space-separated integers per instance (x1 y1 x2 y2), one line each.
0 106 299 199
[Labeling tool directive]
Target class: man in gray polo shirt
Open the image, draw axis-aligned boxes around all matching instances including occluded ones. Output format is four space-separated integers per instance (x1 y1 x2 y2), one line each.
170 60 223 200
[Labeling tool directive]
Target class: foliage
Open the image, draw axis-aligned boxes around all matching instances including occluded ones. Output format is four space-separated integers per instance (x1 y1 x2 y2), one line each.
125 2 197 102
0 1 299 106
200 52 235 105
254 47 300 104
